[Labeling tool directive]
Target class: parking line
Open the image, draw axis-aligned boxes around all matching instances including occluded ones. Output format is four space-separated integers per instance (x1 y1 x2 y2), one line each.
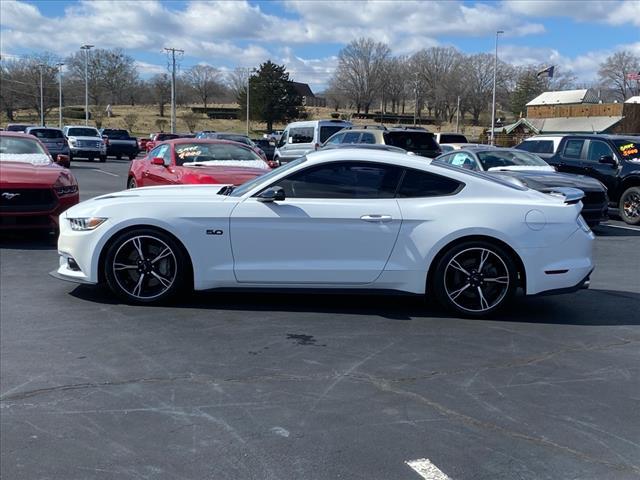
603 224 640 232
92 169 119 177
405 458 451 480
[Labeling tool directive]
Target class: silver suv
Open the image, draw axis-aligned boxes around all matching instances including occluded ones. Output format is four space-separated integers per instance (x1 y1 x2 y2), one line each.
322 125 442 158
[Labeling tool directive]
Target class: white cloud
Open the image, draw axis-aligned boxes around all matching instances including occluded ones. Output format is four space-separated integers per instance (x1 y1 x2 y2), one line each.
134 61 166 76
504 0 640 27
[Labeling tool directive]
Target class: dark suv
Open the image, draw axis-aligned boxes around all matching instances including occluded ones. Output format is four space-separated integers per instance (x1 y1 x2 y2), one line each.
322 126 442 158
547 135 640 225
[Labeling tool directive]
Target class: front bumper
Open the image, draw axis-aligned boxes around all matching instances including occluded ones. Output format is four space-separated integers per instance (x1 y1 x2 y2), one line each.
69 147 106 158
0 194 78 231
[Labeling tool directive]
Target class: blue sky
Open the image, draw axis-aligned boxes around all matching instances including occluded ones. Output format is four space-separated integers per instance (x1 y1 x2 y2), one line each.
1 0 638 91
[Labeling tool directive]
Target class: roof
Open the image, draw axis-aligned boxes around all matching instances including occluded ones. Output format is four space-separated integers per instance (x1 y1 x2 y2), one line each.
625 96 640 104
526 89 599 106
489 116 624 134
289 81 315 98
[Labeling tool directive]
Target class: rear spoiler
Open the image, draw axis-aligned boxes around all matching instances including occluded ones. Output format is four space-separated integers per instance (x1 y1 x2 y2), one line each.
540 186 584 204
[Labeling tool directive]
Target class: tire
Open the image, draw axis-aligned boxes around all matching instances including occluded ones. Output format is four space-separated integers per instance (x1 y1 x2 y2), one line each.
619 186 640 226
103 228 189 304
129 154 137 161
99 155 107 163
432 240 518 318
88 156 95 162
127 177 137 189
116 154 122 160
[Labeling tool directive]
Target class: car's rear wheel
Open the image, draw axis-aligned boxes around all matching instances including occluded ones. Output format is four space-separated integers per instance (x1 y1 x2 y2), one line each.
104 229 188 304
619 186 640 225
432 241 518 317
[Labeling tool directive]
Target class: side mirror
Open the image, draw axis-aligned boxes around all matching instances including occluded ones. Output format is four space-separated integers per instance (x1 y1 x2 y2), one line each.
257 186 285 202
151 157 166 166
56 154 70 168
598 155 617 167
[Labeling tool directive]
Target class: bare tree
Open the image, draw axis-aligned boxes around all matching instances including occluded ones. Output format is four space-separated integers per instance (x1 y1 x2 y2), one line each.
149 74 171 117
598 50 640 101
381 56 409 114
334 37 391 114
226 68 249 100
182 111 200 132
184 65 222 108
123 113 139 132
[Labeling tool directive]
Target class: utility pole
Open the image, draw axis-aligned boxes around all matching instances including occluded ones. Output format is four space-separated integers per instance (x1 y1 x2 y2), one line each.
246 69 250 136
164 47 184 134
456 96 460 133
80 44 94 125
413 72 419 126
490 30 504 146
38 64 45 126
56 63 64 128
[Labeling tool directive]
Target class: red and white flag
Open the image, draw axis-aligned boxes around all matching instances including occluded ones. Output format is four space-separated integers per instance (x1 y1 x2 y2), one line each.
627 72 640 81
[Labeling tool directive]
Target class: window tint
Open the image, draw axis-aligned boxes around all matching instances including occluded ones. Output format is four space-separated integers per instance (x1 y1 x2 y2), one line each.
397 169 463 198
102 129 129 139
586 140 614 162
319 125 346 143
274 162 402 199
29 129 63 139
343 132 361 143
67 128 99 137
563 139 584 159
361 133 376 144
290 127 314 144
536 140 555 154
515 141 536 152
439 134 468 144
385 132 439 151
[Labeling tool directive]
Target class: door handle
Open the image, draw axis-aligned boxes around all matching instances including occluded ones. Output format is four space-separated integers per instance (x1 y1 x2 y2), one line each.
360 214 392 222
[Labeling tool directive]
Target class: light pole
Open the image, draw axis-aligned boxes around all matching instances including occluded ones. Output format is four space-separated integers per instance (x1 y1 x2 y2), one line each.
56 62 64 128
80 45 94 125
38 63 45 126
490 30 504 146
246 68 256 136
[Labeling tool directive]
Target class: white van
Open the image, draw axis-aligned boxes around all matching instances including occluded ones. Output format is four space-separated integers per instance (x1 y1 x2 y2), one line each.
274 119 352 164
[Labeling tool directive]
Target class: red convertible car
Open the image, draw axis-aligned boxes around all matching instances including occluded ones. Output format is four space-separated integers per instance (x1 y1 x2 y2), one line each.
127 138 271 189
0 132 79 232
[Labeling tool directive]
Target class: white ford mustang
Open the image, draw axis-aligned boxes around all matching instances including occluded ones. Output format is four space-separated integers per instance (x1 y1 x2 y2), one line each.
52 149 594 317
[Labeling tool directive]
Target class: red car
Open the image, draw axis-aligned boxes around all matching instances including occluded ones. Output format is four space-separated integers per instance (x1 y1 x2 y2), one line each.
127 138 271 189
0 132 79 232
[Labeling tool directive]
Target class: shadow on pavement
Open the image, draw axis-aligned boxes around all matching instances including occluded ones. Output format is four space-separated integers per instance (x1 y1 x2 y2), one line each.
69 285 640 326
592 224 640 237
0 231 57 250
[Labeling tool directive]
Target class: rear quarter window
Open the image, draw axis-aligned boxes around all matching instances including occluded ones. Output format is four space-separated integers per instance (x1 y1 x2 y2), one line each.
397 169 463 197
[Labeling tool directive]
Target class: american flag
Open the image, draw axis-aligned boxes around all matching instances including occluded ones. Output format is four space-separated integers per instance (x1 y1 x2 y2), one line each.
627 72 640 81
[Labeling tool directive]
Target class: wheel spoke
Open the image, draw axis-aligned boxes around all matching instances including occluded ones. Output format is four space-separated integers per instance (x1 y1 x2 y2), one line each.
477 249 490 272
114 263 137 271
477 286 489 310
449 283 470 300
132 237 145 260
450 259 470 275
132 273 146 297
150 271 172 289
485 276 508 284
151 247 172 264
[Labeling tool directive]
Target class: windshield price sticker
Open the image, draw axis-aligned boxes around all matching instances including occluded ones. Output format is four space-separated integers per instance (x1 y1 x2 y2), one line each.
176 145 202 159
619 143 638 157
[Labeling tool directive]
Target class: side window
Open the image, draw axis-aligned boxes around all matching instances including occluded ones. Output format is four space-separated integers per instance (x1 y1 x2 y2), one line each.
563 139 585 159
162 145 173 165
342 132 361 144
515 141 537 152
148 145 164 159
290 127 314 144
436 153 456 165
537 140 555 154
360 133 376 144
586 140 614 162
449 152 479 171
325 133 345 145
277 131 288 148
397 169 463 198
272 162 402 199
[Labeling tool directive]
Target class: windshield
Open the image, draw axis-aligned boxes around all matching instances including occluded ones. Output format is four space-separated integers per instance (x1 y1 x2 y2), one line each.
477 150 548 169
216 134 252 146
613 140 639 159
176 143 263 166
385 132 439 151
229 156 307 197
0 136 50 164
67 128 99 137
29 129 64 139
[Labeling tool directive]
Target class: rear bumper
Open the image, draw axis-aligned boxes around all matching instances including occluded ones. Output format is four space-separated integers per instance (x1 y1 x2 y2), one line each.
534 269 592 296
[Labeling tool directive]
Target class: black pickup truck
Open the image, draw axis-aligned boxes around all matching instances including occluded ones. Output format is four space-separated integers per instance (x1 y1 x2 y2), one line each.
99 128 139 160
547 134 640 225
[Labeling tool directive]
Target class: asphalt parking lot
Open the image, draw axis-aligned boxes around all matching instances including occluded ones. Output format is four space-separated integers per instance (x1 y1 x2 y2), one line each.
1 158 639 480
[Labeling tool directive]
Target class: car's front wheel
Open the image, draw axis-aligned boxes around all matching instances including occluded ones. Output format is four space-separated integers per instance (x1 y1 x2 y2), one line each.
104 228 188 304
432 240 518 317
619 186 640 225
127 177 137 189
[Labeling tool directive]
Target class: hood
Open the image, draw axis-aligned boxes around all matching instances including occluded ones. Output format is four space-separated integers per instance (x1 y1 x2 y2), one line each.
0 160 69 187
179 164 267 185
91 184 232 202
487 165 555 173
68 136 102 142
493 170 606 192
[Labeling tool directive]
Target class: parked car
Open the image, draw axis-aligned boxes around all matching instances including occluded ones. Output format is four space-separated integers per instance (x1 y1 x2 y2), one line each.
514 135 567 160
274 119 352 164
253 138 276 162
0 132 78 232
127 138 271 189
54 148 594 317
5 124 33 133
320 143 409 154
434 132 469 144
62 125 107 162
195 132 275 166
145 133 181 152
436 147 609 226
99 128 139 160
544 134 640 225
25 127 70 165
440 143 491 153
264 130 284 143
322 125 442 158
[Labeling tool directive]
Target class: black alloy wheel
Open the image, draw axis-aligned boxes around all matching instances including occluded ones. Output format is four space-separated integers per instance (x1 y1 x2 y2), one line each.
104 229 188 304
433 241 518 317
619 186 640 225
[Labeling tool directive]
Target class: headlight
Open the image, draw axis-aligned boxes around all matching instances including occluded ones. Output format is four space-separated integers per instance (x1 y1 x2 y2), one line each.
54 185 78 196
68 138 77 145
68 217 107 231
